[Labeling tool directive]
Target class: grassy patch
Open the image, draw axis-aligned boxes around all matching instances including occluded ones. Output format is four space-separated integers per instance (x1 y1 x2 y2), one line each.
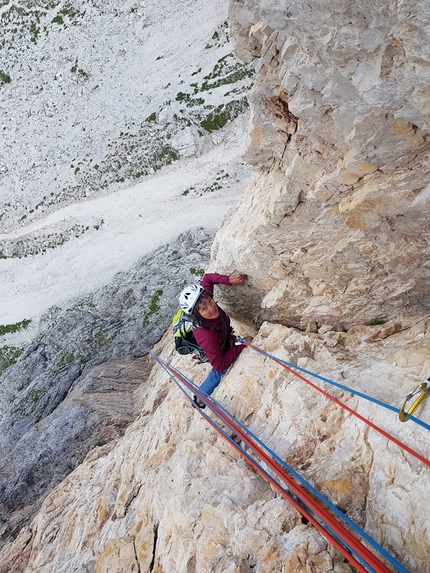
201 181 222 194
0 319 31 336
367 317 386 326
29 388 44 403
0 70 11 84
0 346 23 374
143 289 163 326
58 351 75 369
146 112 157 123
0 2 82 51
189 268 204 277
200 97 249 132
182 186 195 196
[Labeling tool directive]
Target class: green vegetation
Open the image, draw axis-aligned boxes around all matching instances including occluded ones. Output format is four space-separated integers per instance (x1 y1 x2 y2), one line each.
0 1 82 49
189 268 204 276
182 186 195 196
71 60 89 80
200 55 254 92
0 220 102 259
17 377 32 392
59 3 79 21
93 330 112 350
201 181 222 194
146 112 157 123
205 22 229 49
29 40 253 201
29 388 44 403
175 91 205 107
143 289 163 326
367 317 386 326
0 70 11 84
0 346 23 374
200 98 249 132
58 351 75 369
0 319 31 336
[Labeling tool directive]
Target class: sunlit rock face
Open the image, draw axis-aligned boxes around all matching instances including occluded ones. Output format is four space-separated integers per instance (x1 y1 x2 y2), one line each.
0 320 429 573
213 0 430 330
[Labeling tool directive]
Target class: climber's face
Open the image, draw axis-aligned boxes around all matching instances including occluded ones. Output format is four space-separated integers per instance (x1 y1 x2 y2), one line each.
197 296 219 320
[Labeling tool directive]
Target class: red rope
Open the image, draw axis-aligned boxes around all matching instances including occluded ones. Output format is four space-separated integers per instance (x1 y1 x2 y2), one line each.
247 343 430 469
159 357 393 573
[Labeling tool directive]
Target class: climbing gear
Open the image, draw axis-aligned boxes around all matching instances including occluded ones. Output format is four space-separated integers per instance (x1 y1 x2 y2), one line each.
172 308 233 363
236 338 430 468
179 284 204 314
193 395 206 409
172 309 207 361
143 347 406 573
236 337 430 433
399 378 430 422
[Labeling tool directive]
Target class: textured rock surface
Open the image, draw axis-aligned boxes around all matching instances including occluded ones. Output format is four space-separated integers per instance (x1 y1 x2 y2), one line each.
1 0 430 571
0 320 429 572
212 0 430 330
0 353 152 549
0 228 214 548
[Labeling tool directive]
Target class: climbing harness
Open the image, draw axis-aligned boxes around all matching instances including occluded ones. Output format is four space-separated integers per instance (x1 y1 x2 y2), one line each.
143 346 410 573
399 379 430 422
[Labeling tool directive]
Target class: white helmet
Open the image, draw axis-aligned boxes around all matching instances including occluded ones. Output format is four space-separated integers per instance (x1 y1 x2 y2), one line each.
179 284 204 314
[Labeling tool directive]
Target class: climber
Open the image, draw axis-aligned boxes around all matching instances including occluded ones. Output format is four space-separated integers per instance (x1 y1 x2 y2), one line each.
179 273 253 408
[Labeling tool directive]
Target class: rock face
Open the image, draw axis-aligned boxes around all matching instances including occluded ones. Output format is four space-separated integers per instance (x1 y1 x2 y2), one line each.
0 320 429 572
212 0 430 330
0 228 215 549
0 353 152 550
1 1 430 572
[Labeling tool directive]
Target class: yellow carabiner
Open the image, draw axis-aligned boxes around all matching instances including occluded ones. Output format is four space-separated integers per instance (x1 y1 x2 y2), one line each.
399 381 430 422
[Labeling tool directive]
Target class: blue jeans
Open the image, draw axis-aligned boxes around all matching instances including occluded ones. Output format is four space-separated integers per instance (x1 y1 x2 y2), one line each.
199 368 228 396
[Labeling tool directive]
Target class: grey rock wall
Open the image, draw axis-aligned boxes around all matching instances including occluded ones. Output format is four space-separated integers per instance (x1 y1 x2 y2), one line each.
0 227 214 548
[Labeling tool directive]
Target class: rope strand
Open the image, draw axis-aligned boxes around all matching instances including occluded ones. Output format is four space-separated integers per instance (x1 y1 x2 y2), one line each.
144 348 408 573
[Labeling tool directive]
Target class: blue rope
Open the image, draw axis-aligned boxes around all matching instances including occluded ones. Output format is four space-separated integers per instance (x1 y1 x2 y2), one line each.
152 355 379 573
239 340 430 432
153 353 408 573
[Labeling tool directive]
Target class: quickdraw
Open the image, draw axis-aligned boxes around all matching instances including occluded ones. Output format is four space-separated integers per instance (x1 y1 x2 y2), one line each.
399 378 430 422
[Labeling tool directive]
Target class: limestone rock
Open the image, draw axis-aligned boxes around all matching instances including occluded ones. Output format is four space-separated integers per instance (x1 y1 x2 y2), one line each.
0 227 215 549
215 0 430 330
0 320 429 572
171 127 200 157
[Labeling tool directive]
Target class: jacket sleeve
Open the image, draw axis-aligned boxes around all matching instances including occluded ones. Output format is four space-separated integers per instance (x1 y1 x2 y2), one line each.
200 273 230 296
193 327 244 373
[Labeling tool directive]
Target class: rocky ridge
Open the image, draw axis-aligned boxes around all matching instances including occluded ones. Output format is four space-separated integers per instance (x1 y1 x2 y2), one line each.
0 318 429 572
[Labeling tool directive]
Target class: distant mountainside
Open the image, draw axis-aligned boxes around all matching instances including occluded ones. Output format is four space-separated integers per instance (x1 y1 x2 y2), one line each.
0 0 253 230
0 0 255 330
0 0 255 553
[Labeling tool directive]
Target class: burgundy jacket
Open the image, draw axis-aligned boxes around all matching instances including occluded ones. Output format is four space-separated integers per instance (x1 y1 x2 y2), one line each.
193 274 244 372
